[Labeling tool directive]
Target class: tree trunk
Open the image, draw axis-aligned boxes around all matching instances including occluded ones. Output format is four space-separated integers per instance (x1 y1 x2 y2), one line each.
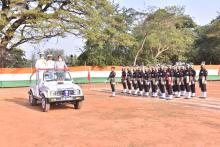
133 33 147 66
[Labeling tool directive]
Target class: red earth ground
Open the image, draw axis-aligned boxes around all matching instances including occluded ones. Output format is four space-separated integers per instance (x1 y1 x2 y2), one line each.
0 82 220 147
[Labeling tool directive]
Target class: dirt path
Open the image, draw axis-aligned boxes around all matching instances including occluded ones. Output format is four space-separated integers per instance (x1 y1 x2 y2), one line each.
0 82 220 147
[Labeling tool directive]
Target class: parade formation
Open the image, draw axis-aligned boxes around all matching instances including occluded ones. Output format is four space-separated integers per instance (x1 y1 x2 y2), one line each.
108 63 208 99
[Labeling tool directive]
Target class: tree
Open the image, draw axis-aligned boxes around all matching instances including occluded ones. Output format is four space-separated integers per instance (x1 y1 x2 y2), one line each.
0 0 126 66
132 6 196 64
0 47 27 67
191 16 220 64
78 6 137 66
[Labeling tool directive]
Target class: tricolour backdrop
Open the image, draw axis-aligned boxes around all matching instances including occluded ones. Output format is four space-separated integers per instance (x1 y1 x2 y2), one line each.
0 65 220 87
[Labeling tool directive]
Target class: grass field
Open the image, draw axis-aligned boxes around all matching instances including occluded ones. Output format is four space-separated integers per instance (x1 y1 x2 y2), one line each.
0 82 220 147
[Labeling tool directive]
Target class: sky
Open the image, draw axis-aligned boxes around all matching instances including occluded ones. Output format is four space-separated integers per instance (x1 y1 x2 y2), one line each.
20 0 220 59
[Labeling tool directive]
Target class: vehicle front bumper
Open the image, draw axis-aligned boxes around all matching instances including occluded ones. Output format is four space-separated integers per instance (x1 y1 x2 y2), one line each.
47 96 84 103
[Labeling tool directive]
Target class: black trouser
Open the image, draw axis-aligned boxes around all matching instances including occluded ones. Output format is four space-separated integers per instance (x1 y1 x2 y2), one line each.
166 82 172 95
158 80 165 93
175 81 180 92
199 80 207 92
138 80 143 91
191 83 196 93
133 80 138 90
127 79 132 90
180 82 185 91
151 82 157 93
143 80 150 92
110 83 115 92
172 84 176 93
184 80 191 92
122 80 127 89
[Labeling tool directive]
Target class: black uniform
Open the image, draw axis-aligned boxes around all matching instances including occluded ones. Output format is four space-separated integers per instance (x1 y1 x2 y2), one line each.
180 68 185 94
108 71 116 93
132 70 138 91
137 70 144 92
158 69 166 94
165 69 173 95
121 70 127 90
151 70 158 94
184 68 191 93
171 68 175 93
126 70 132 91
143 70 151 93
174 69 181 94
190 68 196 94
199 68 208 92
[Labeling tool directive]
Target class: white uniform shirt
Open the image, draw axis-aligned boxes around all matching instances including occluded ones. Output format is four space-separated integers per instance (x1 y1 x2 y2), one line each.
35 58 47 69
35 58 47 80
55 61 67 70
46 60 55 69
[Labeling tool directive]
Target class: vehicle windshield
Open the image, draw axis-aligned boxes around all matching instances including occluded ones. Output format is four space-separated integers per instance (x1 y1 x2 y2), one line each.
43 71 72 81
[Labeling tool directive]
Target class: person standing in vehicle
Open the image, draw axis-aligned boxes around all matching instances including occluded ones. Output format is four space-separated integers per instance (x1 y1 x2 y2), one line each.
108 67 116 97
199 63 208 98
55 55 68 70
46 54 55 69
35 51 47 80
35 51 47 69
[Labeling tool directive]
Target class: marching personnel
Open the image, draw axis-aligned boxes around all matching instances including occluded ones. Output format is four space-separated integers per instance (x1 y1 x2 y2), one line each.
151 67 158 97
180 66 186 96
126 67 133 95
199 63 208 98
107 67 116 97
165 66 174 100
121 67 127 94
171 66 176 95
132 67 138 95
184 65 191 99
190 65 196 97
137 67 145 96
174 66 181 98
158 66 166 99
143 67 151 96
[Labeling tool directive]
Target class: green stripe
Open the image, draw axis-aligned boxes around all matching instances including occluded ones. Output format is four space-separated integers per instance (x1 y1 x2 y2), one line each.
0 76 220 88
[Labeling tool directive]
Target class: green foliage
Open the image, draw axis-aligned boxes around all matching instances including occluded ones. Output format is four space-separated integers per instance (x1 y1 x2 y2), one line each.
132 6 196 65
0 48 27 67
191 16 220 64
78 6 137 66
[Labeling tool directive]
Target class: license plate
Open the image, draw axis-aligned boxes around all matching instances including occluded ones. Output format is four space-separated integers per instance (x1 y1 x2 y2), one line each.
60 97 73 101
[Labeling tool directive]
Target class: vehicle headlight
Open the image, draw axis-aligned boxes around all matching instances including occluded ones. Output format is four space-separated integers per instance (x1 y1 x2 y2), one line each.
50 91 57 96
74 89 80 95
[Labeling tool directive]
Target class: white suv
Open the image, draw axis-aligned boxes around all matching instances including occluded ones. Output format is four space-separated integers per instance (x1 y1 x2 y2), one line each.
28 69 84 112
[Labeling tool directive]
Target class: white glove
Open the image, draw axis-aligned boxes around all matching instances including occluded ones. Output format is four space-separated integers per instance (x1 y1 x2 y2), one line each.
204 81 207 84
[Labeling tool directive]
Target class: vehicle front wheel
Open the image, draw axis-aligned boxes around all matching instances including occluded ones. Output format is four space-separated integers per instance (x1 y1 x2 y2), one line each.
41 96 50 112
74 101 82 109
29 91 37 106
